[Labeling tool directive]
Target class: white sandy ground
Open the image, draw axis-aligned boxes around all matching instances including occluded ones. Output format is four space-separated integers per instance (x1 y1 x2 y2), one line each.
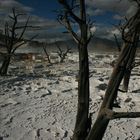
0 52 140 140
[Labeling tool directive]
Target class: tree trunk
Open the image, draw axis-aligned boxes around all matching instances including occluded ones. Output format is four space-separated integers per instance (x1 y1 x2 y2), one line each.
122 48 136 92
86 36 137 140
122 69 131 92
86 113 110 140
72 1 91 139
0 56 11 76
86 64 125 140
73 44 90 140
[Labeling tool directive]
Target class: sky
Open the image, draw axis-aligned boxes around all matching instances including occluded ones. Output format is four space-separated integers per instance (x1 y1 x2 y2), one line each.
0 0 138 42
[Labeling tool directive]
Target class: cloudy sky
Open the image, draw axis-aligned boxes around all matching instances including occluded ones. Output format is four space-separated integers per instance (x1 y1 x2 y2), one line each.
0 0 137 42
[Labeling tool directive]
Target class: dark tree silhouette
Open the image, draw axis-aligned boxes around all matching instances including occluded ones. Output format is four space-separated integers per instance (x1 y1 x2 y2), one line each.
86 1 140 139
113 16 139 92
43 44 52 64
58 0 140 140
0 8 36 76
55 42 71 63
57 0 93 139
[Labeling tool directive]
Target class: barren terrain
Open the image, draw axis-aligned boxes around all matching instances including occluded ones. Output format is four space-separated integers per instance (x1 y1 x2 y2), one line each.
0 52 140 140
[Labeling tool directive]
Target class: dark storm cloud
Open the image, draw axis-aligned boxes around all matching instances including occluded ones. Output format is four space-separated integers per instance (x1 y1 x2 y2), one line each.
0 0 33 13
86 0 137 17
0 0 138 42
0 0 63 42
85 0 138 40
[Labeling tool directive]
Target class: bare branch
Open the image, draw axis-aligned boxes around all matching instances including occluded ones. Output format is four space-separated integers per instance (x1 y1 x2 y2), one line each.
114 34 121 52
17 16 30 41
8 15 14 20
112 111 140 119
43 45 51 64
104 108 140 120
9 8 19 51
55 41 71 63
4 22 10 47
132 0 140 6
80 0 86 21
12 8 26 18
28 34 38 41
57 14 80 44
87 27 94 44
58 0 82 24
15 25 39 30
0 52 5 55
12 35 37 53
12 41 25 53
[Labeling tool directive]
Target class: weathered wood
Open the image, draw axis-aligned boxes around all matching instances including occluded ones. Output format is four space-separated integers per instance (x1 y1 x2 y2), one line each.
87 34 138 140
57 1 92 139
73 44 90 140
87 7 139 138
0 56 11 75
0 8 35 76
43 45 51 64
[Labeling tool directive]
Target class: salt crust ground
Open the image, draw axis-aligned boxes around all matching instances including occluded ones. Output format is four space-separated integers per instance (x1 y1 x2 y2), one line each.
0 53 140 140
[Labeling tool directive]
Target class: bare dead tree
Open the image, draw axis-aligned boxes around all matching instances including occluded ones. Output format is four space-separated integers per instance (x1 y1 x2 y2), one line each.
114 34 122 52
43 44 51 64
57 0 93 139
0 8 37 76
110 34 121 67
55 42 71 63
113 15 140 92
86 1 140 139
58 1 140 140
113 33 133 92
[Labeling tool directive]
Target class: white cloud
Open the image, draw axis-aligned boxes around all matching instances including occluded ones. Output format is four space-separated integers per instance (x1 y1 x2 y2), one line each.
87 8 104 16
126 4 137 18
85 0 138 40
111 28 120 36
0 0 63 42
0 0 33 13
15 15 60 30
1 0 137 42
91 24 121 40
113 14 123 20
86 0 137 18
90 26 96 33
